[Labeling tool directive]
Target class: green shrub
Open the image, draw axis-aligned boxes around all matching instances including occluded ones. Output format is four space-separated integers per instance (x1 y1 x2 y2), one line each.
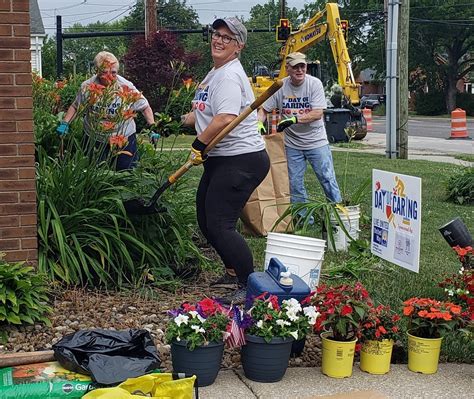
446 167 474 205
34 74 205 289
0 254 52 326
456 92 474 116
414 91 446 115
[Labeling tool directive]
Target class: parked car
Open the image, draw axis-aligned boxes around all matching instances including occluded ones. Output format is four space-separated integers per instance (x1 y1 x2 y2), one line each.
360 94 385 110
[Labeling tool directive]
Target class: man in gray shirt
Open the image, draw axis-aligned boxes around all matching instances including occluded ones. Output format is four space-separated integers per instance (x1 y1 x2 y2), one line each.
258 52 342 207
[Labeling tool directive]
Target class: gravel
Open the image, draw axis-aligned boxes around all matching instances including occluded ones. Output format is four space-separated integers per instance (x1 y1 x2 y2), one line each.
0 274 322 371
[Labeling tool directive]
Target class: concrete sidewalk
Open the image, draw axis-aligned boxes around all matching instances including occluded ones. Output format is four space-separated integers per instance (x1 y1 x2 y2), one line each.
200 363 474 399
332 132 473 166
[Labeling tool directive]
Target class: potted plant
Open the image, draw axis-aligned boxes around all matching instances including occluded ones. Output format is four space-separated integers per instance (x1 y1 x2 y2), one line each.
241 294 319 382
304 282 372 378
402 297 462 374
359 304 401 374
166 298 232 386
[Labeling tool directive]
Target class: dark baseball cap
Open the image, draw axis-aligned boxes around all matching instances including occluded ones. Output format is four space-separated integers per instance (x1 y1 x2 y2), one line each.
212 17 247 45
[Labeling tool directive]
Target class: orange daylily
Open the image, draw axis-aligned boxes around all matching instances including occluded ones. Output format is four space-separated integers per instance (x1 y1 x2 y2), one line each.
182 77 193 90
118 85 142 103
122 109 136 120
109 134 127 149
101 121 116 131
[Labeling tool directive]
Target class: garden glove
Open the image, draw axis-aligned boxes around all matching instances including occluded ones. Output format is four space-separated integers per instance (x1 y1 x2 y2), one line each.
189 137 207 165
56 121 69 136
277 116 298 132
149 131 161 145
257 120 267 134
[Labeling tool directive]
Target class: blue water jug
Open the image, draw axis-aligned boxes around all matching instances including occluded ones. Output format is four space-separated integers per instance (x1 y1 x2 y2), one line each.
246 258 311 308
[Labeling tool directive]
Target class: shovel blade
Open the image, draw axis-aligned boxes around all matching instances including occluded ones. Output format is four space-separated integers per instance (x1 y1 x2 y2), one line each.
123 198 166 215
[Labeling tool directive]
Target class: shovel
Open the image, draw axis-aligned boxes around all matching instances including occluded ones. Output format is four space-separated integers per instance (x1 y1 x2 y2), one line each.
124 80 283 215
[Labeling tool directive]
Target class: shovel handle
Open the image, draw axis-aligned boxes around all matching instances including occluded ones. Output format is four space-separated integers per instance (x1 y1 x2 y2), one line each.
147 80 284 208
205 80 283 153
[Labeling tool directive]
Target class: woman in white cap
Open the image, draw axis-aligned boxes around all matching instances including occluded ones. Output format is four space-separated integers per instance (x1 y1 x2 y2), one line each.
181 17 270 304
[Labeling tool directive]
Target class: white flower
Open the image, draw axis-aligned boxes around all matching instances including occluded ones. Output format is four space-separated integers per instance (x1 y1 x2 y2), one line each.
276 319 291 327
304 306 320 326
289 331 299 340
189 311 206 323
174 314 189 327
268 302 273 309
191 325 205 334
447 290 454 296
283 298 302 313
176 336 181 342
256 320 264 328
459 267 465 275
286 309 299 322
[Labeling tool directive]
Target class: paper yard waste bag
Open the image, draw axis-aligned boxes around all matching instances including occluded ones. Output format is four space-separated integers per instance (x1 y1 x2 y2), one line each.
0 361 94 398
83 373 196 399
241 133 293 236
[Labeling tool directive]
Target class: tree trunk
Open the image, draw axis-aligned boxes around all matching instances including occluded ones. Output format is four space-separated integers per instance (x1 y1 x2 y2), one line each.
446 77 457 113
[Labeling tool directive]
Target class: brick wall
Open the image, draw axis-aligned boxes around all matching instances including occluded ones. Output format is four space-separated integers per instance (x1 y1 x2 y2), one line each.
0 0 37 262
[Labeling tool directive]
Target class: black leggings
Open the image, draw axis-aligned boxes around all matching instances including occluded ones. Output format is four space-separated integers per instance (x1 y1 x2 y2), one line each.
196 150 270 285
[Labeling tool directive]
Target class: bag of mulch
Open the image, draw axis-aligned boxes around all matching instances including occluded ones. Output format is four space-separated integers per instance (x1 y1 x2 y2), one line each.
83 373 197 399
53 329 160 386
0 361 94 398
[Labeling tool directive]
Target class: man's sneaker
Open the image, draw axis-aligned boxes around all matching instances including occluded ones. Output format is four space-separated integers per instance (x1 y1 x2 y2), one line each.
210 273 238 289
219 287 247 305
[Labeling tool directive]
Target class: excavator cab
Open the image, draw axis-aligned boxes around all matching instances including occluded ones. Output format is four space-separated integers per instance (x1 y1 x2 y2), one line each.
306 61 322 80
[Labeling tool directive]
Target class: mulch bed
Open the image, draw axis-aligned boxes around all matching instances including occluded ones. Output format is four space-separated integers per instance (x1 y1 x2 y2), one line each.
0 272 322 371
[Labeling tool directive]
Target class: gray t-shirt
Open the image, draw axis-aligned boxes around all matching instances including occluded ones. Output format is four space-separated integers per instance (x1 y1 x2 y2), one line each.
263 75 328 150
192 58 265 157
73 75 149 139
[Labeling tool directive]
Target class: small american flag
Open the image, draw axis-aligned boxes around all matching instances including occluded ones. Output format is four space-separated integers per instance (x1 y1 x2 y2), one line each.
225 306 246 349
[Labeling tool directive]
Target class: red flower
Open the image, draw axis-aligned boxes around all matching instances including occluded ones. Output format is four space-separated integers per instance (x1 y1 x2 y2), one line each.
341 305 353 316
182 303 196 312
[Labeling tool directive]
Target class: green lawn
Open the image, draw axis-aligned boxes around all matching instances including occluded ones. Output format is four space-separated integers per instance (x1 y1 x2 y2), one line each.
180 150 471 361
455 154 474 163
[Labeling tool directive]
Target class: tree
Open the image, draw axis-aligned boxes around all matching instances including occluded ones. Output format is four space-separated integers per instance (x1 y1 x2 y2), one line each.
123 31 201 113
409 0 474 112
122 0 200 31
242 1 305 77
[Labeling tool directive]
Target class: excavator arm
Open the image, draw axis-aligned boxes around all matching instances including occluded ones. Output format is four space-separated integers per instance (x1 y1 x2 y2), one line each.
277 3 360 105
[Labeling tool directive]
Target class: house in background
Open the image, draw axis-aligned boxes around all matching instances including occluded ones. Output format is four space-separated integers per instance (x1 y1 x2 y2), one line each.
30 0 45 75
356 68 385 95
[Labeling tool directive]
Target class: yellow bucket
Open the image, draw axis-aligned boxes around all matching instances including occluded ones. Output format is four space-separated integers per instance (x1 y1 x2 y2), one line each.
359 339 393 375
407 332 442 374
321 333 356 378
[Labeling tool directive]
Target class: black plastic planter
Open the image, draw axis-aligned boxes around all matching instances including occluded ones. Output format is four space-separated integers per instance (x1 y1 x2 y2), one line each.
439 217 472 248
171 340 224 387
241 334 293 382
291 338 306 357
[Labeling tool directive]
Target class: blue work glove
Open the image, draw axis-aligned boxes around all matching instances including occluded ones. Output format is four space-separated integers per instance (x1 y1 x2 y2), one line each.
257 121 267 134
149 132 161 145
277 116 298 132
56 121 69 136
189 138 207 165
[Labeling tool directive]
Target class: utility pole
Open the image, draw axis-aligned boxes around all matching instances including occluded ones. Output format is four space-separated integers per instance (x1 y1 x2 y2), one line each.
145 0 157 42
385 0 399 159
280 0 286 19
397 0 410 159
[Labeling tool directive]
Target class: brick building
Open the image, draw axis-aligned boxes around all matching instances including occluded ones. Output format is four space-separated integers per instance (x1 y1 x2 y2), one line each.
0 0 37 262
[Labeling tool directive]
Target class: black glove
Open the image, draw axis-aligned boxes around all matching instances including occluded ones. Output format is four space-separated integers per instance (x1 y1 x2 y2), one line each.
277 116 298 132
189 138 207 165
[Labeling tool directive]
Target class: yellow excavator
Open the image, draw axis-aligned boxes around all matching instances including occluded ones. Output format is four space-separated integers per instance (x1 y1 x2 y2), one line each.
251 2 366 140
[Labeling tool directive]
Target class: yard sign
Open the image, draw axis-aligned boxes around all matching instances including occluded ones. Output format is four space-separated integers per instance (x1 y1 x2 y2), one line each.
371 169 422 272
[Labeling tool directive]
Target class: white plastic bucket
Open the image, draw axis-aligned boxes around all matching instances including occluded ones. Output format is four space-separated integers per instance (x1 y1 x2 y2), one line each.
264 232 325 289
329 205 361 252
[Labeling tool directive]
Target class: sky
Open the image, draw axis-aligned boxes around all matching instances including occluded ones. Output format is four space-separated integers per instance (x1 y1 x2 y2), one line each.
38 0 311 35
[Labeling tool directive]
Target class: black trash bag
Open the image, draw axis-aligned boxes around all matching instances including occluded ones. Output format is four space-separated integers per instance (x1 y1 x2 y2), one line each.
52 328 161 386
